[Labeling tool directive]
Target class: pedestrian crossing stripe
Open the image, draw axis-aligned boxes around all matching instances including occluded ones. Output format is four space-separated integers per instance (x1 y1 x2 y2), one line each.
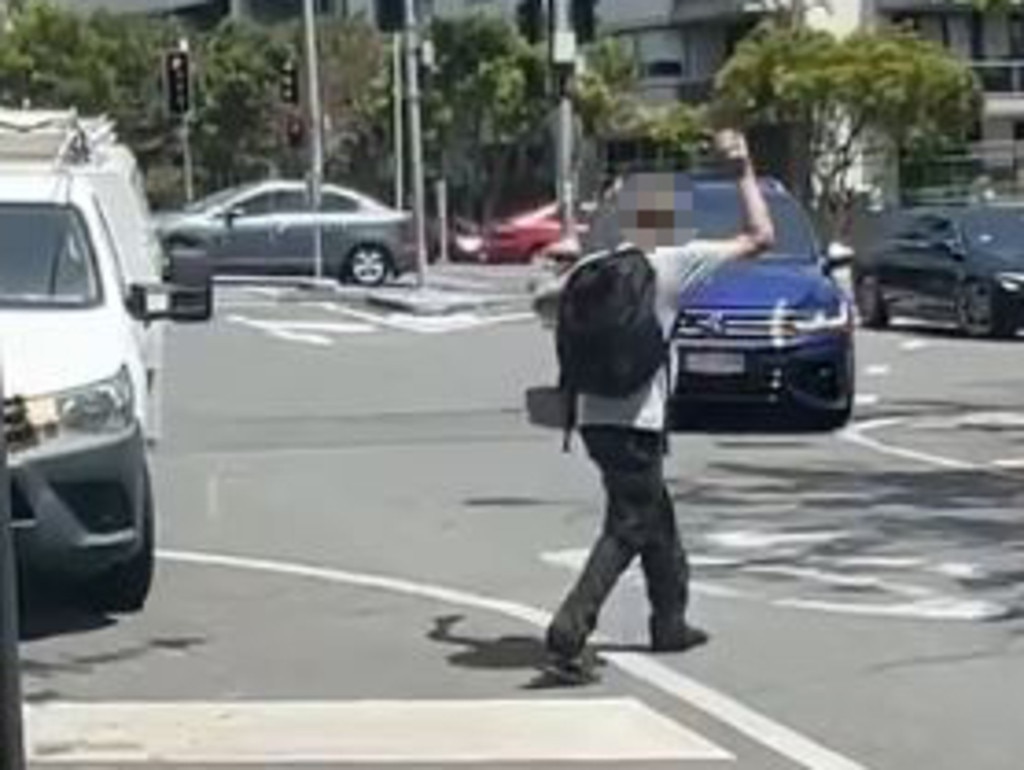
27 698 734 764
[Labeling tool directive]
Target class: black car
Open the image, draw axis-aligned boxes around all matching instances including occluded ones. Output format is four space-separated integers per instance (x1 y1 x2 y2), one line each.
853 206 1024 338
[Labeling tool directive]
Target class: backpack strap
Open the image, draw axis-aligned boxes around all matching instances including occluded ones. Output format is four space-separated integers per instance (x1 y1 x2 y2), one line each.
660 305 685 457
558 371 577 453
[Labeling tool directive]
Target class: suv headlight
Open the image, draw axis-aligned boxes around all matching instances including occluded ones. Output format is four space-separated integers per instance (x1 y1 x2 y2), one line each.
790 302 852 334
997 272 1024 292
25 367 135 439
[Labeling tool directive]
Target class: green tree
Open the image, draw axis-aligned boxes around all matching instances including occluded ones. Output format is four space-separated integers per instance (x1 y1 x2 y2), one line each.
715 24 981 233
0 2 117 112
428 15 548 219
192 19 289 192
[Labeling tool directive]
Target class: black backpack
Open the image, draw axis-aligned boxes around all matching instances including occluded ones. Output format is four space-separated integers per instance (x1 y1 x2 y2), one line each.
555 247 672 447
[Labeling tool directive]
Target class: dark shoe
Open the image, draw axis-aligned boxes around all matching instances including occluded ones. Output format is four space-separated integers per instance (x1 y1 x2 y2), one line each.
539 653 601 687
650 617 710 654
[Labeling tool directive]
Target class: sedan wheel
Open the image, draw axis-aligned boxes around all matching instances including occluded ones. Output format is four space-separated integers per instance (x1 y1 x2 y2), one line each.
957 280 1015 339
346 246 392 287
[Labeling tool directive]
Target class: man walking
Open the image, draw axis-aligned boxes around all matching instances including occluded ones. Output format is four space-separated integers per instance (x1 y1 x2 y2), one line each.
533 130 775 682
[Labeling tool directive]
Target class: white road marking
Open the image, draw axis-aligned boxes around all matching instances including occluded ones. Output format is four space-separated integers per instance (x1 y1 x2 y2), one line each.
992 458 1024 469
27 699 730 764
840 419 979 471
854 393 881 408
158 549 867 770
326 304 533 335
864 365 891 377
542 546 1009 623
608 654 868 770
226 315 375 346
776 596 1008 622
705 530 849 550
899 339 930 352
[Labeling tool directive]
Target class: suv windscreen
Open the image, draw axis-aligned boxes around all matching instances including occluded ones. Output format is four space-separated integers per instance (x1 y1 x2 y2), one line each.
0 204 102 308
693 187 819 258
961 208 1024 259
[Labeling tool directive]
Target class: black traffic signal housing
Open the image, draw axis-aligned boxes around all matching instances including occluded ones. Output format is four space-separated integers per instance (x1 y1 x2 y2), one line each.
164 50 192 117
517 0 544 45
280 59 300 105
572 0 598 44
376 0 404 33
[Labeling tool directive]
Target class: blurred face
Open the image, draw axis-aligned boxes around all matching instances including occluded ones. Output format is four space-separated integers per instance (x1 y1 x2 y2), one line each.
617 173 697 251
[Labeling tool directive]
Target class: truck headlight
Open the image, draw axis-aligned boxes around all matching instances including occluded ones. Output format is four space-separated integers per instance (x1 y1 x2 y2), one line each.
25 368 135 439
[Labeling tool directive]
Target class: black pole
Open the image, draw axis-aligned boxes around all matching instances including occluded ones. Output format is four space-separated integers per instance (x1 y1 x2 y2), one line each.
0 369 26 770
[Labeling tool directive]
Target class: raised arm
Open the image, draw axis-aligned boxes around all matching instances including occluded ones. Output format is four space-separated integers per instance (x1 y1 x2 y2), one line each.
704 129 776 260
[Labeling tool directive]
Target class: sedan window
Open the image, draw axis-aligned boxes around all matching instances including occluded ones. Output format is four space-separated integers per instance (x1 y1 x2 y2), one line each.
233 192 278 217
323 193 360 213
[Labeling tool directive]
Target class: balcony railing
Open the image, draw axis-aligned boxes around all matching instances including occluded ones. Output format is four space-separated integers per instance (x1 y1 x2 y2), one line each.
971 60 1024 95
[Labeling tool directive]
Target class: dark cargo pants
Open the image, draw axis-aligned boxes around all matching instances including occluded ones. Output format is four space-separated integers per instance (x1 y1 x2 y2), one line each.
547 426 690 659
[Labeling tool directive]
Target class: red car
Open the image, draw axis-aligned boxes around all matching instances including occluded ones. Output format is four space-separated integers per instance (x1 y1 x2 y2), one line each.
482 203 589 264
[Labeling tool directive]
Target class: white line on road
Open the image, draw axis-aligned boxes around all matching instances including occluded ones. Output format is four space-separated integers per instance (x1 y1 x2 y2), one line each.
226 315 375 346
542 548 1008 623
28 698 731 764
157 549 869 770
992 458 1024 469
864 365 891 377
854 393 881 408
899 339 930 352
608 654 868 770
840 419 979 471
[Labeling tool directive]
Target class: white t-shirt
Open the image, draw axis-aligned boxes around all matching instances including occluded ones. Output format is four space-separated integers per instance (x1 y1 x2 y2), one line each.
535 241 732 433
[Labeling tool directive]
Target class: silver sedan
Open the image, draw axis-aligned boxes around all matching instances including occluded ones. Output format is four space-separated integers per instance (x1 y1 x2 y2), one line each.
154 180 415 286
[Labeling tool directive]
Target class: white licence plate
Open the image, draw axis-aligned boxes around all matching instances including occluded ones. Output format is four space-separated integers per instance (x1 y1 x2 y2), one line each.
684 352 746 376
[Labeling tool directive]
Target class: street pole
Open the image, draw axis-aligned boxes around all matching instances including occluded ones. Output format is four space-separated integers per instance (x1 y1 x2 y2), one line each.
178 38 195 205
393 35 405 211
436 178 449 264
403 0 429 288
181 116 195 204
0 371 26 770
551 0 577 241
302 0 325 282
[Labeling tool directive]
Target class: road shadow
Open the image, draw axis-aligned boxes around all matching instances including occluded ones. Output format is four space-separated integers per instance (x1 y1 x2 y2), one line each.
427 615 608 690
671 460 1024 618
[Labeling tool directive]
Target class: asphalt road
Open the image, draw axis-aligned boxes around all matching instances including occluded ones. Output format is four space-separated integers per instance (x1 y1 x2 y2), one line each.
18 267 1024 769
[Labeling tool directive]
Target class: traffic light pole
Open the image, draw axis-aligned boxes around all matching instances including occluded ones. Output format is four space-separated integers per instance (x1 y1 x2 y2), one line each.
552 0 577 242
403 0 429 288
181 114 195 204
393 34 405 211
0 370 26 770
302 0 326 282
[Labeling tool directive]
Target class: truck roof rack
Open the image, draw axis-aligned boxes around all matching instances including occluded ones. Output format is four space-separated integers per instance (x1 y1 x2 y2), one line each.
0 108 118 168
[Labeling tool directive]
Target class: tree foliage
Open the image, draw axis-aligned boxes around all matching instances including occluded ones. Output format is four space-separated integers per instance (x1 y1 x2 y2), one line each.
715 24 981 229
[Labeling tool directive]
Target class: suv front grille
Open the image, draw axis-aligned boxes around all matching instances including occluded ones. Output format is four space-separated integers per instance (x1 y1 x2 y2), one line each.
674 309 812 341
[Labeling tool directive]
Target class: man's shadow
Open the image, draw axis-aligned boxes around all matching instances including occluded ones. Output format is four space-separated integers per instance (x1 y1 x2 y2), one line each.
427 615 607 690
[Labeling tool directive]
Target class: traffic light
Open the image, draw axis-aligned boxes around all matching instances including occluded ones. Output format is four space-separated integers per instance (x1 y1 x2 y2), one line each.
517 0 544 45
280 59 300 105
376 0 404 33
164 50 191 117
572 0 598 44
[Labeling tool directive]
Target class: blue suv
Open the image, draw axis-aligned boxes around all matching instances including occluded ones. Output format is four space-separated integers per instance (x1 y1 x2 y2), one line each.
664 174 855 431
